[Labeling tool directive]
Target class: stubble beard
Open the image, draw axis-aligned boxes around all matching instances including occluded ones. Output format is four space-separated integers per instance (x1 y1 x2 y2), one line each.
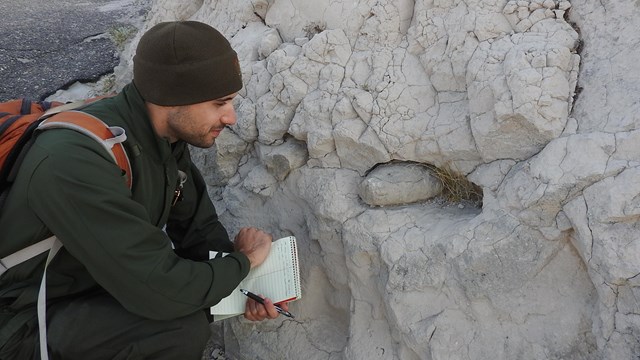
166 107 217 148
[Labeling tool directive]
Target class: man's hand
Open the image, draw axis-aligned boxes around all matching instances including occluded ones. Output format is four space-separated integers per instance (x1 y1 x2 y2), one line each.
243 295 290 321
234 227 272 269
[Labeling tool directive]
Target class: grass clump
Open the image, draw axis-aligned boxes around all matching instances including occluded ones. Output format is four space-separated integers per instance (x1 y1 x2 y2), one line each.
430 164 483 207
109 25 138 51
303 22 326 38
97 74 116 95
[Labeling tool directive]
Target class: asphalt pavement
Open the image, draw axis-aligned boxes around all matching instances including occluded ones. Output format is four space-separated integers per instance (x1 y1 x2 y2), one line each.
0 0 149 101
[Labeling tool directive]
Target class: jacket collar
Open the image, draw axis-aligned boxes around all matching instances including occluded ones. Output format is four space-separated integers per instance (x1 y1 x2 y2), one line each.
119 83 179 163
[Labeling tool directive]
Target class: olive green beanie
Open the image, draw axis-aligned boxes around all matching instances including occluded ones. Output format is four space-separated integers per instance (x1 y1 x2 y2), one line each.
133 21 242 106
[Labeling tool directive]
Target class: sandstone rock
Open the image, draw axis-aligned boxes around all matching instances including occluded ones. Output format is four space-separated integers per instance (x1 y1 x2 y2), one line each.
242 165 278 197
255 137 308 181
358 163 443 206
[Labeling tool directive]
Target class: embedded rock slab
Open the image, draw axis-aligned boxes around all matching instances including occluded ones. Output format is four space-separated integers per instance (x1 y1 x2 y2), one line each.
358 162 442 207
116 0 640 359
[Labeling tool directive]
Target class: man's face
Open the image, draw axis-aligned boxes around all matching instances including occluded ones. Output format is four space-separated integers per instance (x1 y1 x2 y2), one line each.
165 92 238 148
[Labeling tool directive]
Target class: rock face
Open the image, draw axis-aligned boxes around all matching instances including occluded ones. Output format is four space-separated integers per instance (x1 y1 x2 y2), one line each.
116 0 640 359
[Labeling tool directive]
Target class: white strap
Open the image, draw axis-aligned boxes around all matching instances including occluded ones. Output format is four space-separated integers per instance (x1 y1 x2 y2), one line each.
36 118 127 165
0 236 62 360
0 236 58 276
37 237 62 360
103 126 127 149
40 100 86 117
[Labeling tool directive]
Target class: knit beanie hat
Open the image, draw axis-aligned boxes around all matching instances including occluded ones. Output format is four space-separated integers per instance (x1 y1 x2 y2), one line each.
133 21 242 106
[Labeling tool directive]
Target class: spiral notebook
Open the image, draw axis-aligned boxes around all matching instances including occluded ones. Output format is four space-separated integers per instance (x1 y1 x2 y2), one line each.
210 236 301 320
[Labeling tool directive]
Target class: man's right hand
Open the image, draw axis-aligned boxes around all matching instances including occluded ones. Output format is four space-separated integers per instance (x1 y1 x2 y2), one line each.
233 227 272 268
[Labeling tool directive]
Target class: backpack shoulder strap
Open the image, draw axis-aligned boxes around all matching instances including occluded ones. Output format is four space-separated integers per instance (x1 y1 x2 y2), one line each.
37 110 132 189
0 236 57 276
0 107 132 272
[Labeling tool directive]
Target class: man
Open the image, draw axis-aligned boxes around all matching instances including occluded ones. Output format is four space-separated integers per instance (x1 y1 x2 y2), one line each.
0 21 287 359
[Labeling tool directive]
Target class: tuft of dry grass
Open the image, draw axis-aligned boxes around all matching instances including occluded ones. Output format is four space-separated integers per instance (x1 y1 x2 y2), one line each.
98 74 116 95
108 25 138 51
430 164 483 206
303 22 326 38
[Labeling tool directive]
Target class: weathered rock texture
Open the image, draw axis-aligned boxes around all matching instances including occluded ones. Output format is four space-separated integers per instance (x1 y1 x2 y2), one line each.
114 0 640 359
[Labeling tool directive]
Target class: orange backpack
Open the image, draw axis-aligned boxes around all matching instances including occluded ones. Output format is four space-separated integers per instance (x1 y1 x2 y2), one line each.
0 98 132 195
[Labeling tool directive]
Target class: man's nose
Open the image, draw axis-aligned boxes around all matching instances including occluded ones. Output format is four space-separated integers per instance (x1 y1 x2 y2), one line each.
221 108 237 126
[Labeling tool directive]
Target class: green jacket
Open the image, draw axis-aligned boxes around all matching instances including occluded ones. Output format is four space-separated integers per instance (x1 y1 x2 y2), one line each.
0 83 250 321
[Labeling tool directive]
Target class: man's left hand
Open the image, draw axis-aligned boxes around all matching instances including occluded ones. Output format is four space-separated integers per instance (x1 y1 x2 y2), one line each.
243 295 290 321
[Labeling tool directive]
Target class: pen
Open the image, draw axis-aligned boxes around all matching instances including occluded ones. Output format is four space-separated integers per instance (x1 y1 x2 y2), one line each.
239 289 295 318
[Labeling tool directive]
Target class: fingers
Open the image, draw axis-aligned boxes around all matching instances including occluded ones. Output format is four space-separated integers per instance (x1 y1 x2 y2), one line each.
274 301 289 312
263 297 280 319
244 297 261 321
243 296 282 321
235 227 272 243
234 227 273 269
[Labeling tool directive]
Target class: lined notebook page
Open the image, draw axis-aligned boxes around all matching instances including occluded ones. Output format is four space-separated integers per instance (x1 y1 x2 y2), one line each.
210 236 301 317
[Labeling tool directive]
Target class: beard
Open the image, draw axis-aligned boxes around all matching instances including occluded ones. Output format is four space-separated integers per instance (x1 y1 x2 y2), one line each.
166 106 218 148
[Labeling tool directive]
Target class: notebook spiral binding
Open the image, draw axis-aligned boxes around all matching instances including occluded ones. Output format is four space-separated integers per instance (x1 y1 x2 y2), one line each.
290 236 302 297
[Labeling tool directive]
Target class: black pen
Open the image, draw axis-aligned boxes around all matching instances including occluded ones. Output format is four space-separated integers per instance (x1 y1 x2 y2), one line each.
239 289 295 318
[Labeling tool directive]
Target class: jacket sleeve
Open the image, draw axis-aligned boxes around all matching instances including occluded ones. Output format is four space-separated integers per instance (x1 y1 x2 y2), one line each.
25 131 250 320
166 145 235 261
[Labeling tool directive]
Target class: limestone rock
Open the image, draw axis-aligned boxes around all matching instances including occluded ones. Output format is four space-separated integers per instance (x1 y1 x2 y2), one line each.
359 163 443 206
256 137 308 181
242 165 278 197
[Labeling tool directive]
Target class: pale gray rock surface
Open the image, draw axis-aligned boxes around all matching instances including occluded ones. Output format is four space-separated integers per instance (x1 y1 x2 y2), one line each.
107 0 639 359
